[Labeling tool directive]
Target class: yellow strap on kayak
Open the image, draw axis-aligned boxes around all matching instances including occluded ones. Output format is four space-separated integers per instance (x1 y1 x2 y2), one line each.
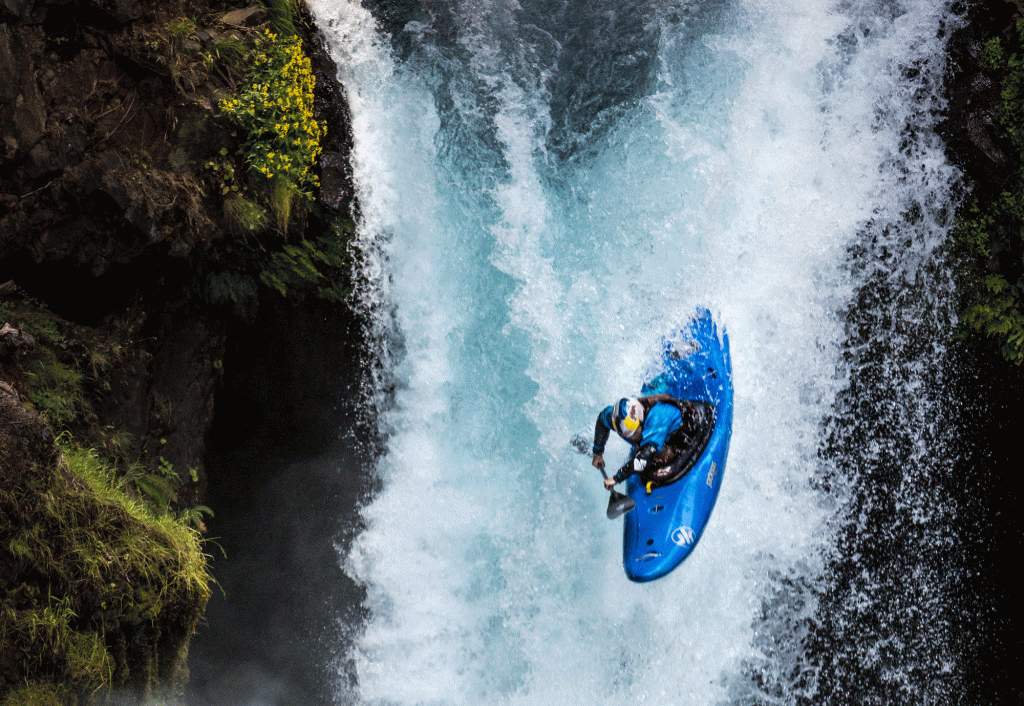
646 481 654 494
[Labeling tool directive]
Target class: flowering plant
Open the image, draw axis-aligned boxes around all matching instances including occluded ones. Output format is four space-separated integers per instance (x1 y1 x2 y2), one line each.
219 31 325 206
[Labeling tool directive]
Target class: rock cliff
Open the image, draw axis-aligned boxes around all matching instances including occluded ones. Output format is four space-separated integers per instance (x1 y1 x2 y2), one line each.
1 0 353 495
1 0 354 699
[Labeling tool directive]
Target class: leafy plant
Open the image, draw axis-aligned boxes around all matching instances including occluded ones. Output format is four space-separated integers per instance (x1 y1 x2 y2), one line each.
26 358 86 429
192 216 354 315
205 268 260 309
178 503 215 533
257 0 303 38
961 275 1024 364
953 22 1024 364
167 16 198 52
219 30 326 233
224 193 270 234
258 220 354 301
208 34 250 68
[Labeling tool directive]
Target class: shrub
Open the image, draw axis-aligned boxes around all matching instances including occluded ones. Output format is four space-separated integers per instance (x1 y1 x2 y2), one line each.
26 358 86 429
224 192 270 234
219 30 326 232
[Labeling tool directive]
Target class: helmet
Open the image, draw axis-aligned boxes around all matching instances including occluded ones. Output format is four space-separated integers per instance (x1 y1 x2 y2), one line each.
612 397 644 437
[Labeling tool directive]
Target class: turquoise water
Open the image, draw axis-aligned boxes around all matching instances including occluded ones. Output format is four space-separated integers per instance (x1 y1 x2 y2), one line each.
307 0 962 702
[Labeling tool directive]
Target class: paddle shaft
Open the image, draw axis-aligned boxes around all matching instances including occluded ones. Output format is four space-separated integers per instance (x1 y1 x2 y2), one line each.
570 435 634 516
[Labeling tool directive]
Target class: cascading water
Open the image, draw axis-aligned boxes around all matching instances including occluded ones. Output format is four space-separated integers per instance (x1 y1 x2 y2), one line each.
306 0 964 702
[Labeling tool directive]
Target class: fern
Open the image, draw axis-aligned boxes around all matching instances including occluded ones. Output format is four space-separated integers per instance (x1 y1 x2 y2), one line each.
206 269 259 306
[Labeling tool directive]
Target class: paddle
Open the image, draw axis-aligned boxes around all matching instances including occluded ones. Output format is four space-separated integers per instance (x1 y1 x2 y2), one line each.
571 435 636 519
599 466 636 519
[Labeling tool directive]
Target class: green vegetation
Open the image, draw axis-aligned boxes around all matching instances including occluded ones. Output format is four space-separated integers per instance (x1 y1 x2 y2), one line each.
105 1 354 318
168 7 357 317
219 29 326 232
257 0 304 37
223 192 271 234
1 683 76 706
2 293 214 703
3 0 353 700
954 20 1024 364
3 295 208 519
26 359 86 430
193 217 354 316
1 434 211 702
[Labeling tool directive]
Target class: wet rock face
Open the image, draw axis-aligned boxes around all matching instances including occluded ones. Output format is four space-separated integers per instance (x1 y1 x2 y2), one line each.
0 0 356 504
1 0 352 270
0 0 240 497
1 0 354 697
0 321 35 357
0 380 56 485
0 6 224 270
942 1 1021 189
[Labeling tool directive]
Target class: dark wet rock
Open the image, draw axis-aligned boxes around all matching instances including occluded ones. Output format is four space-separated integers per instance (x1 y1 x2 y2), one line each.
942 0 1021 189
0 0 356 699
219 6 267 27
0 380 56 483
318 150 352 212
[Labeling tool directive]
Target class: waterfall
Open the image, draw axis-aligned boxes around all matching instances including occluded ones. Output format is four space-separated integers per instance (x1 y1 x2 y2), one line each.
306 0 963 702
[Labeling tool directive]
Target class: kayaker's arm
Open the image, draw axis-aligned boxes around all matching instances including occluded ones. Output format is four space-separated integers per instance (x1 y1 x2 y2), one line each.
611 443 658 484
592 406 614 470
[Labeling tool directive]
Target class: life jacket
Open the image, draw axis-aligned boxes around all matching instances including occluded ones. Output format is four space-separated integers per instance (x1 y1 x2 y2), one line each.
641 399 717 489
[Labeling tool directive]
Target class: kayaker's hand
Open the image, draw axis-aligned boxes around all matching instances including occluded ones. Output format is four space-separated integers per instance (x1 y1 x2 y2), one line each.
604 478 616 490
592 454 605 470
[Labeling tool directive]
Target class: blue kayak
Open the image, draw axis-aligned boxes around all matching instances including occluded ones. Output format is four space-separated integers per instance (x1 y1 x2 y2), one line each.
621 309 734 583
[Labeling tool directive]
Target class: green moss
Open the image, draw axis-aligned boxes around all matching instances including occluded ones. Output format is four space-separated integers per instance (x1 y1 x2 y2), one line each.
1 435 212 702
1 682 76 706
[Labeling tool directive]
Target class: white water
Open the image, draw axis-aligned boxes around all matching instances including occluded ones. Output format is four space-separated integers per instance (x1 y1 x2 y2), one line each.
307 0 960 702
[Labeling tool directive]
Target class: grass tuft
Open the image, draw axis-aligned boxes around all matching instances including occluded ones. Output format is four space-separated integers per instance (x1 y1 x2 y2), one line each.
224 192 270 234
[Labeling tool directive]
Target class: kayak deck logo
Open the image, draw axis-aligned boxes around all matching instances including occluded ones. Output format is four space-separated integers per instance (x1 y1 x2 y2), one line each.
671 525 696 546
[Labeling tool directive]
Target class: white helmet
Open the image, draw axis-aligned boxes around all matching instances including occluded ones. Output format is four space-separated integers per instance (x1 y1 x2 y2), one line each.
613 397 644 437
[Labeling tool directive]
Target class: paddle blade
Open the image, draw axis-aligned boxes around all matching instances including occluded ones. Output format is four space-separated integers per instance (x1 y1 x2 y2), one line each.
606 490 635 519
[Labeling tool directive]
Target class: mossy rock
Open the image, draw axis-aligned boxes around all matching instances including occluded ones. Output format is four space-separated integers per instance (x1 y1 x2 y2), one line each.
0 383 211 703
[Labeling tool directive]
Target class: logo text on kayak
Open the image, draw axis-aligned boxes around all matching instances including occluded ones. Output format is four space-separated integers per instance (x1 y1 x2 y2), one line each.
671 526 695 546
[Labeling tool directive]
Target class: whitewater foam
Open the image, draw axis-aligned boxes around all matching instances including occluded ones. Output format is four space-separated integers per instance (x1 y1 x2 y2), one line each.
307 0 960 702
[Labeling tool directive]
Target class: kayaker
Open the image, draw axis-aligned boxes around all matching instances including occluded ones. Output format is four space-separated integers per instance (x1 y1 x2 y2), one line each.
592 394 697 489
